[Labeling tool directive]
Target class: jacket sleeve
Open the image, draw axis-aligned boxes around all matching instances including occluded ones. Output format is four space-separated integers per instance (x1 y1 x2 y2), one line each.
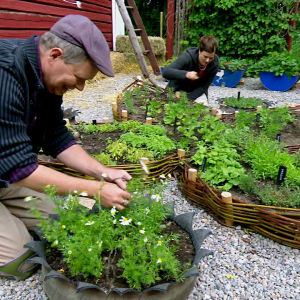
0 67 38 179
162 52 190 80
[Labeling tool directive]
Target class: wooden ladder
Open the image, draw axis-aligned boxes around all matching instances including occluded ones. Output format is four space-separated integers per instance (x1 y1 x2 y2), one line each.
115 0 161 78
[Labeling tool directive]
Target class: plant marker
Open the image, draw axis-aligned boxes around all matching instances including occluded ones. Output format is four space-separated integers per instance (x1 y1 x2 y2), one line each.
103 117 109 124
201 157 207 172
234 110 239 117
276 166 287 185
121 110 128 121
92 119 97 125
146 117 152 124
112 102 118 119
211 108 218 116
221 191 233 226
237 91 241 100
188 168 197 182
256 105 262 111
276 133 281 142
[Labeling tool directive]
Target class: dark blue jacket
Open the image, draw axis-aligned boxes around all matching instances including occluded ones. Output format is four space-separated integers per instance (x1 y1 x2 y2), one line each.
162 47 219 100
0 36 75 183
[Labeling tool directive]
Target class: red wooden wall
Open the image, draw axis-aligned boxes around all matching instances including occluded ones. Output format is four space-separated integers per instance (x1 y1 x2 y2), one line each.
0 0 113 49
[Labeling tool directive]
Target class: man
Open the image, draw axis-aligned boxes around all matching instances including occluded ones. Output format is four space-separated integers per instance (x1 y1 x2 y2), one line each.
0 15 131 280
162 36 219 100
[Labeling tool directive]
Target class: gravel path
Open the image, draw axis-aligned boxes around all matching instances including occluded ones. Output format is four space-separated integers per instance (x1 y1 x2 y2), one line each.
1 73 299 300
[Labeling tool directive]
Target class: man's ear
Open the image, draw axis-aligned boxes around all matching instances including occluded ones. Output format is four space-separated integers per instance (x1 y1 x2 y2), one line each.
49 48 63 60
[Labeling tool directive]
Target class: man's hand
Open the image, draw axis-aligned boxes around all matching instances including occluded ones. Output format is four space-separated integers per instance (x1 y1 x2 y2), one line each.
100 182 131 210
186 71 199 80
100 167 132 191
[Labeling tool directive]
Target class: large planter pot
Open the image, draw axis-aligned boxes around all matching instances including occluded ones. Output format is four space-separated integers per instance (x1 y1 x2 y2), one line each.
259 72 298 92
26 212 212 300
212 68 246 88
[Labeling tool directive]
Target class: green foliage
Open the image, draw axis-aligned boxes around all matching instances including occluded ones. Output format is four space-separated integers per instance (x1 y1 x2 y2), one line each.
219 57 248 71
33 181 185 290
77 122 119 134
224 97 265 109
191 140 245 191
106 140 154 163
187 1 297 59
252 51 299 77
119 120 142 132
91 153 116 166
124 90 135 114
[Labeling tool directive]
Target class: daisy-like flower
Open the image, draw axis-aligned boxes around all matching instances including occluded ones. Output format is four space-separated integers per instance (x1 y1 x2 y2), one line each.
136 221 142 226
143 237 148 243
156 258 162 264
139 229 145 234
53 240 59 246
111 206 117 217
159 174 166 179
61 225 66 229
68 250 72 255
97 241 103 247
157 240 163 246
168 173 172 178
88 248 92 252
85 221 95 226
145 208 150 215
113 219 117 224
79 191 88 197
151 194 161 202
119 216 132 226
24 196 34 202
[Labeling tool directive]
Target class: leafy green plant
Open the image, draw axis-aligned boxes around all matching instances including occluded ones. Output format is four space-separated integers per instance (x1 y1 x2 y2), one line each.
124 90 135 114
224 96 265 109
91 153 116 166
119 120 142 132
32 179 186 290
219 57 248 71
252 51 299 77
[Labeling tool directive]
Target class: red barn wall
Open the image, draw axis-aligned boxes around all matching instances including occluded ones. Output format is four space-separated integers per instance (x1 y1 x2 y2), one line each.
0 0 113 49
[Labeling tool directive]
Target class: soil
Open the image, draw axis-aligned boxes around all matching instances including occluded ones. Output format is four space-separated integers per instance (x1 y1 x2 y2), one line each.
45 220 195 290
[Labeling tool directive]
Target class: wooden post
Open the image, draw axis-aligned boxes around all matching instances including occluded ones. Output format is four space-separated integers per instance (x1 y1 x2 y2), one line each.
256 105 262 111
235 110 239 117
121 110 128 121
177 149 185 159
166 0 175 60
188 168 197 182
216 112 222 119
115 0 150 78
103 117 109 124
145 117 152 124
112 102 118 119
160 11 163 38
221 191 233 226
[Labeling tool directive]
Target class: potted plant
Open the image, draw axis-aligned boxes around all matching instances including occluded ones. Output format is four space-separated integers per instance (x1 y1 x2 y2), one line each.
213 57 248 88
254 51 299 91
26 177 212 300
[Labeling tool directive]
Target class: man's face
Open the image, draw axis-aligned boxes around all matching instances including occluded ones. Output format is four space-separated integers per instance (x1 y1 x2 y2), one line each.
198 51 215 70
42 49 98 96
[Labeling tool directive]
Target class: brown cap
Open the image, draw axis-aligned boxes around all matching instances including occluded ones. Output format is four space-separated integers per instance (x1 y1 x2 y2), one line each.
50 14 114 77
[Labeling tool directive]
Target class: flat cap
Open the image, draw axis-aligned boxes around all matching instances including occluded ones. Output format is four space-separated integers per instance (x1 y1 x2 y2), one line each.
50 14 114 77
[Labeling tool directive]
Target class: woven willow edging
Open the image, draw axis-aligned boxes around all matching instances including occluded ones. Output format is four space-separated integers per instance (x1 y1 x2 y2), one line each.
179 163 300 249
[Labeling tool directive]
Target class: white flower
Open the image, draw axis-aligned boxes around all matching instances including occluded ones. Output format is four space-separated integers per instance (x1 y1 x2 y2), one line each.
136 221 142 226
68 250 72 255
157 240 163 246
139 229 145 234
151 194 161 202
53 240 59 246
119 216 132 226
145 208 150 215
111 206 117 217
113 219 117 224
156 258 162 264
97 241 103 247
159 174 166 179
61 225 66 229
85 221 95 226
79 191 88 197
168 173 172 178
24 196 34 202
88 248 92 252
143 237 148 243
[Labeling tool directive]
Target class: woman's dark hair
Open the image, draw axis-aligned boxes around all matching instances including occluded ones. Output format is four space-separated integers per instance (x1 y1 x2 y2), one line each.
199 36 219 53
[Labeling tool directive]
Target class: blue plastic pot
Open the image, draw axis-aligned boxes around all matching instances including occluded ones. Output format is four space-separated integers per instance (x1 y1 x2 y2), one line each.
259 72 298 92
212 69 246 88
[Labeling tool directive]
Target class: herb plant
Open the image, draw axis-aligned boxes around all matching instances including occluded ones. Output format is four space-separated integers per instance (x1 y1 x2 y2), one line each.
32 179 186 291
224 96 265 109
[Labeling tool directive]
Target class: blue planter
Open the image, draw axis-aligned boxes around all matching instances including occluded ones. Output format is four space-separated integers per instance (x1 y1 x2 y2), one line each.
259 72 298 92
212 69 246 88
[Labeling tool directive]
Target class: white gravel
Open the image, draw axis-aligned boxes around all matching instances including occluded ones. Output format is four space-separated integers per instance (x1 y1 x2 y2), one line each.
1 74 299 300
